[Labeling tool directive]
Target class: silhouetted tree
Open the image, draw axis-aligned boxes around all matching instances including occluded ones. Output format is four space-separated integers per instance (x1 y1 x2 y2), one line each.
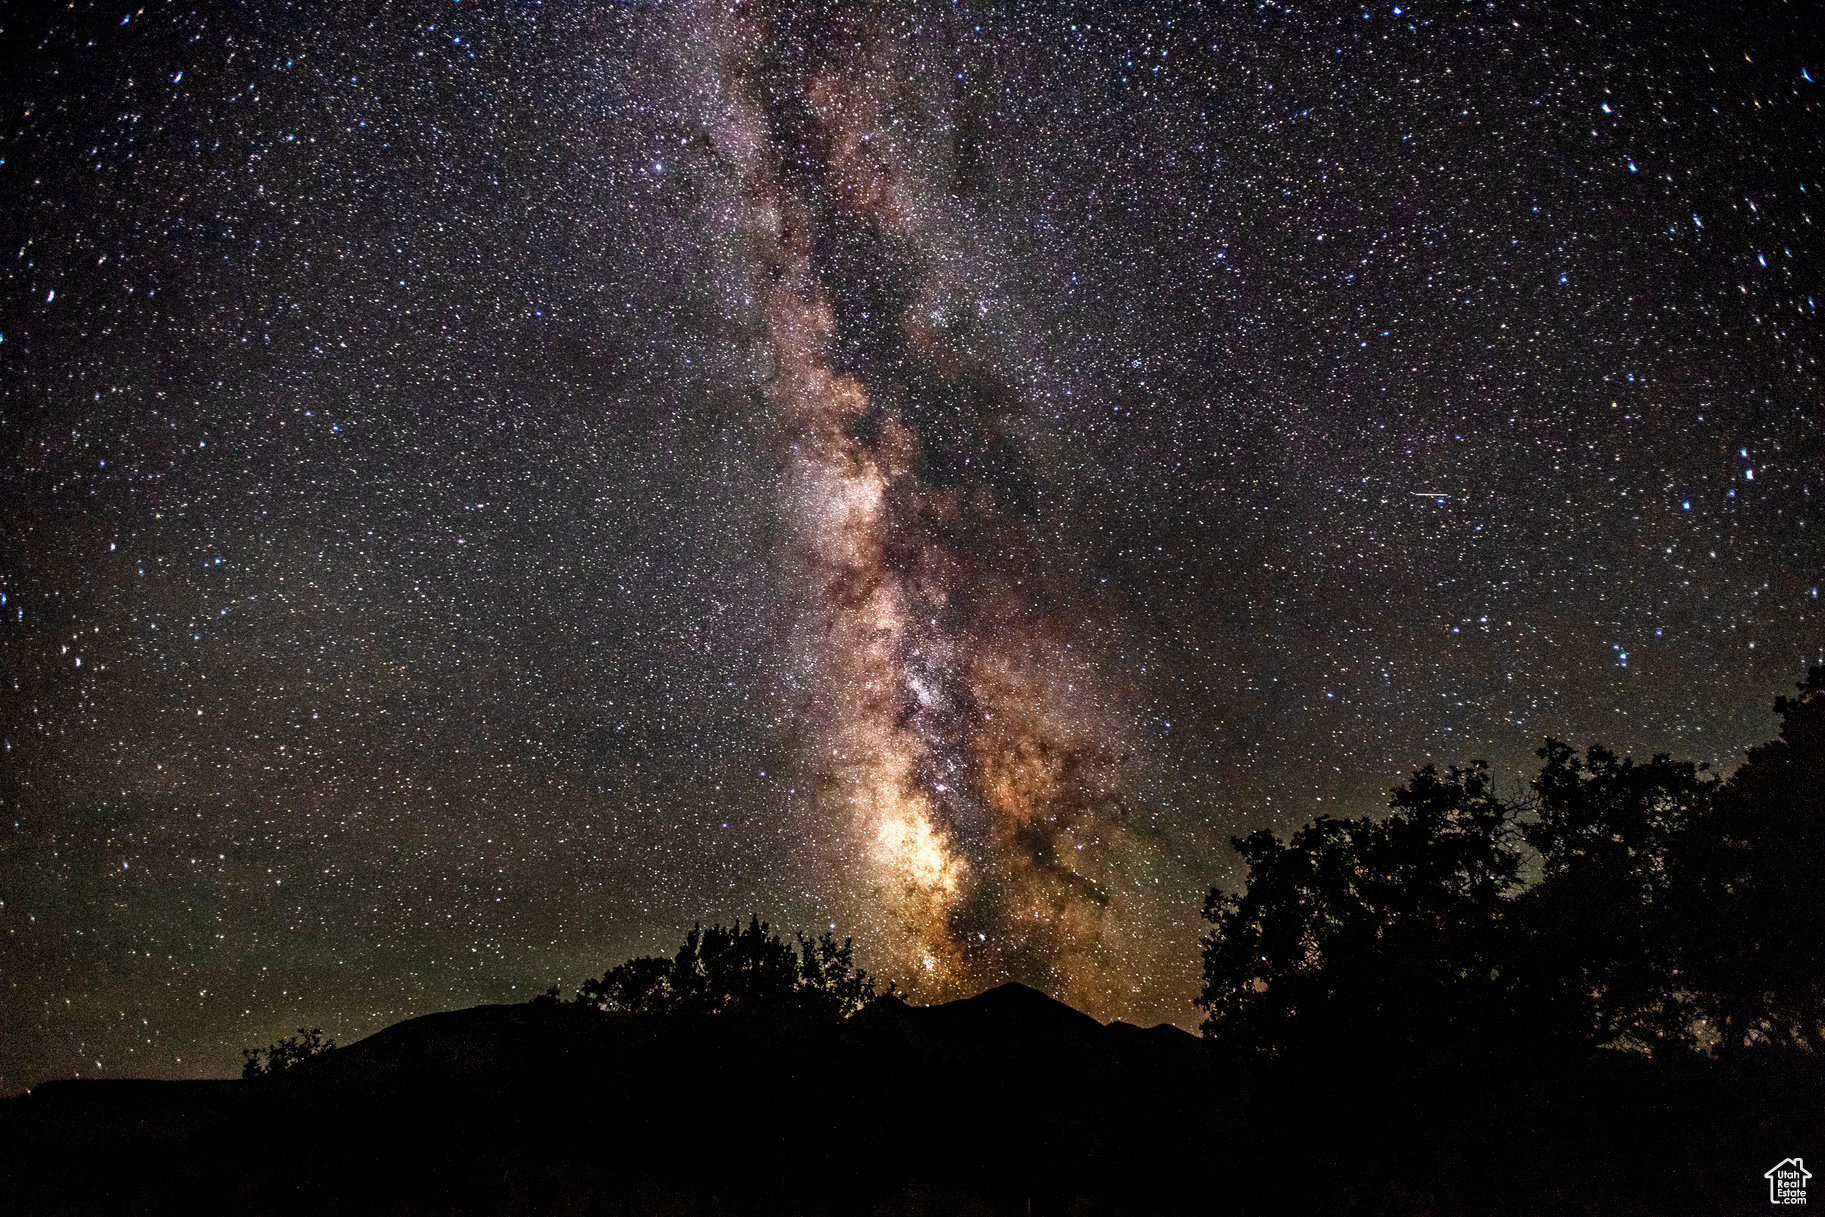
241 1027 334 1079
1508 739 1717 1050
575 915 888 1020
1683 667 1825 1051
1199 668 1825 1060
1197 762 1523 1054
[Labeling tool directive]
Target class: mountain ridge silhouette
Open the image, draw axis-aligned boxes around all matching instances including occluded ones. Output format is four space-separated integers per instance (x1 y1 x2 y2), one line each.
4 981 1233 1216
4 979 1815 1215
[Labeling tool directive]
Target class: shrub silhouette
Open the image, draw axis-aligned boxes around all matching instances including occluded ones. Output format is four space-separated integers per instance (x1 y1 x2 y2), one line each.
241 1027 335 1079
575 915 889 1020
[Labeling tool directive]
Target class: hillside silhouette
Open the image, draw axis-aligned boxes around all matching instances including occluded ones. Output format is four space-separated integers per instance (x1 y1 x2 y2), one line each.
4 982 1233 1216
5 976 1817 1214
5 672 1823 1215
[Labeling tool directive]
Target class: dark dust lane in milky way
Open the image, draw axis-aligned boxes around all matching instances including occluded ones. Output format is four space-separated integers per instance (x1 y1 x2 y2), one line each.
675 4 1144 1003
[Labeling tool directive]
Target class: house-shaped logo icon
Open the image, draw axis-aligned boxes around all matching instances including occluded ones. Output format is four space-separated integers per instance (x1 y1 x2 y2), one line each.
1767 1158 1811 1205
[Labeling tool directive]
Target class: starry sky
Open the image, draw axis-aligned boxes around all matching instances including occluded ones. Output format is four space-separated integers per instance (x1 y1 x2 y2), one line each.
2 0 1820 1092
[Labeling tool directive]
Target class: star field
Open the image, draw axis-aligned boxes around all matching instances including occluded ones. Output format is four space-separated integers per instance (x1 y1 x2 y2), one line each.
0 0 1819 1091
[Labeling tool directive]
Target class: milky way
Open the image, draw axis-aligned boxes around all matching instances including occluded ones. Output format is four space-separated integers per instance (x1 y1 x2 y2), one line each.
678 3 1140 999
0 1 1819 1091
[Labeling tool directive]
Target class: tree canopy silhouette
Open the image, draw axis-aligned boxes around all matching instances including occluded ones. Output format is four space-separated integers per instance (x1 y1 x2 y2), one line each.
1199 667 1825 1058
241 1027 335 1079
574 915 889 1020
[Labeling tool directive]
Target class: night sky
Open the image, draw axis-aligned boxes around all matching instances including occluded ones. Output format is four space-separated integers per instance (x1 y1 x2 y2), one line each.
2 0 1820 1092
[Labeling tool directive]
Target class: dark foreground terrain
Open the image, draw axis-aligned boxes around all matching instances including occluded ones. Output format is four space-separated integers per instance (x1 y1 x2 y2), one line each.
3 983 1818 1216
